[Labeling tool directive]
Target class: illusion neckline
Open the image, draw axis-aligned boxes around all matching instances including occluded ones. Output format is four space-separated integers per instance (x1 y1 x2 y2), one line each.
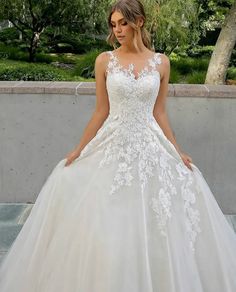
108 50 161 81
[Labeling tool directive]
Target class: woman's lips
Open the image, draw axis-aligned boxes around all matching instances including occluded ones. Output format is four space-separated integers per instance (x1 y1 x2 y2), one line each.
117 36 125 39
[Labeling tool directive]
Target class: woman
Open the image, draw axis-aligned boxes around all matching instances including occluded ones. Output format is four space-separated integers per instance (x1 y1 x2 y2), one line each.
1 0 236 291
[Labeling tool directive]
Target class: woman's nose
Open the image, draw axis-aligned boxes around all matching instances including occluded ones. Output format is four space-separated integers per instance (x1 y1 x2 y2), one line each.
115 25 122 33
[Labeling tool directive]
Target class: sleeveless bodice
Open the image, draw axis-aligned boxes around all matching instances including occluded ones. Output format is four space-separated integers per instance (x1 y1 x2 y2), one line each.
105 51 162 123
77 50 202 252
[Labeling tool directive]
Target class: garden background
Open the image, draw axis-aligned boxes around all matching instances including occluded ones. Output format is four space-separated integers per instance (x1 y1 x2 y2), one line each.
0 0 235 84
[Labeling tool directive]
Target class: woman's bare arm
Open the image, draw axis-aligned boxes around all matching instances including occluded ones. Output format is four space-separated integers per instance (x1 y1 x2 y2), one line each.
153 54 193 170
153 54 182 154
65 52 110 166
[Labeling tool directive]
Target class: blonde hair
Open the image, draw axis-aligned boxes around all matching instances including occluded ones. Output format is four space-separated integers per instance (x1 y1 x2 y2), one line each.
106 0 152 51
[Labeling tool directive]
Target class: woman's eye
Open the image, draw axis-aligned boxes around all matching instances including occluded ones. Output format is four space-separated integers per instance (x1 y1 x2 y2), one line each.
111 21 127 27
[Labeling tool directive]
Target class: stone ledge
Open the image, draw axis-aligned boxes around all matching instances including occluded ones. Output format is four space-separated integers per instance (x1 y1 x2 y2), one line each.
0 81 235 98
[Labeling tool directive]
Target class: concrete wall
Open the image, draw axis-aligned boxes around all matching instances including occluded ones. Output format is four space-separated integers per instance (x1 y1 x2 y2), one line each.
0 82 236 214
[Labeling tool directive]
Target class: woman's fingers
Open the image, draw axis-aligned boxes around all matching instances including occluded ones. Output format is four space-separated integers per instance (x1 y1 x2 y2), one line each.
64 150 81 167
65 159 71 167
187 156 193 163
185 159 193 171
180 153 193 171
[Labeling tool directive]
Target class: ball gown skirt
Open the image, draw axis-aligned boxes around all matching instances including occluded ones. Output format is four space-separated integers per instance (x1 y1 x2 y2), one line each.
0 50 236 291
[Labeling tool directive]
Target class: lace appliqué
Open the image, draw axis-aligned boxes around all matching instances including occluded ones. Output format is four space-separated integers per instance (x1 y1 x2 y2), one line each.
98 50 201 252
106 51 161 81
150 153 177 236
98 117 161 195
100 50 163 195
176 162 202 251
150 160 201 252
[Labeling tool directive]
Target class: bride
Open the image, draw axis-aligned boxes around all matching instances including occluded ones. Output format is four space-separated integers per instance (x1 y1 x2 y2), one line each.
65 1 193 171
1 0 236 291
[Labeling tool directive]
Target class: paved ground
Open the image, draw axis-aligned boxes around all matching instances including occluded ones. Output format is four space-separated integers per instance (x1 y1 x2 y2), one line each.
0 203 236 264
0 204 33 264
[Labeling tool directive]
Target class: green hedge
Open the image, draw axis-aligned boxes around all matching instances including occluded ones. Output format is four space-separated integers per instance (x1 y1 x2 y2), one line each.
0 60 71 81
186 71 207 84
227 67 236 80
73 49 102 78
49 34 110 54
0 27 20 44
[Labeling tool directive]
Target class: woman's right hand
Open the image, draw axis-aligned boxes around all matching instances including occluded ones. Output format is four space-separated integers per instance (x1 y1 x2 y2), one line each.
64 149 81 167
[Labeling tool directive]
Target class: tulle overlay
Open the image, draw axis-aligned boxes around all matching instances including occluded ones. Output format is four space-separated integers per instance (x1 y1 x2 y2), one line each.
1 50 236 291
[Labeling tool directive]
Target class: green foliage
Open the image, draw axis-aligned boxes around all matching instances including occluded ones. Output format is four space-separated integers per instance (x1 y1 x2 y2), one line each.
34 53 55 64
171 58 193 75
0 27 19 44
55 54 78 64
0 0 80 29
49 34 110 54
73 49 102 78
55 43 74 53
227 67 236 80
197 0 233 34
0 43 28 61
0 0 234 62
0 60 72 81
71 0 113 34
0 0 89 61
0 44 236 84
169 54 210 83
229 49 236 67
170 55 209 75
186 71 207 84
0 43 56 63
187 46 214 57
169 67 181 83
144 0 200 53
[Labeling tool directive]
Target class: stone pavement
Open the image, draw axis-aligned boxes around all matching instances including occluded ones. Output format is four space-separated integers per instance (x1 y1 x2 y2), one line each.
0 203 236 264
0 204 33 264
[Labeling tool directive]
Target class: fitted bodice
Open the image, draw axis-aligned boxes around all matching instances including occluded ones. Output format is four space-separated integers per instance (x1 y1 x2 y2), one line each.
105 51 162 123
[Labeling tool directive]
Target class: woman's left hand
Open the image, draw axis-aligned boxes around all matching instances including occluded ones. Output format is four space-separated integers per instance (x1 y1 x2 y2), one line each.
179 151 193 171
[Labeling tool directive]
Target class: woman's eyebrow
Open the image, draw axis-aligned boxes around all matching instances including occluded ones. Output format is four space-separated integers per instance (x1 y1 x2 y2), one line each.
110 18 125 23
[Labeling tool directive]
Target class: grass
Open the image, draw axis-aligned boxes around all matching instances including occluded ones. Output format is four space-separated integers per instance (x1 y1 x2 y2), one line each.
227 67 236 80
73 49 102 78
186 71 207 84
170 55 209 78
0 59 90 81
0 48 235 83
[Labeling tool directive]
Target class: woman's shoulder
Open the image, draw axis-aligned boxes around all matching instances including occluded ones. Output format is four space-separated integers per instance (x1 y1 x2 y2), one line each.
143 49 169 68
156 52 170 65
96 51 112 62
95 51 113 71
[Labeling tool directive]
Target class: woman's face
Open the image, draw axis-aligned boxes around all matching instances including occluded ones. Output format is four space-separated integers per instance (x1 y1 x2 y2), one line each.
110 11 134 45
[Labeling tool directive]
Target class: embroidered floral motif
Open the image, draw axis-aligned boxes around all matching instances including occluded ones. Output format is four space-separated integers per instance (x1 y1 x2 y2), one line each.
80 50 201 252
98 115 161 195
150 152 177 236
176 162 202 251
106 51 161 81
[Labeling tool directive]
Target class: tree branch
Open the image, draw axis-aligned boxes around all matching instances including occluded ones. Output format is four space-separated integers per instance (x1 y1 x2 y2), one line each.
27 0 37 28
9 18 26 34
15 17 32 30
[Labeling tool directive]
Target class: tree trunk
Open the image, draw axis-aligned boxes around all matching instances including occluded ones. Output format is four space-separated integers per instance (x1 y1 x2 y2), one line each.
29 32 41 62
205 1 236 85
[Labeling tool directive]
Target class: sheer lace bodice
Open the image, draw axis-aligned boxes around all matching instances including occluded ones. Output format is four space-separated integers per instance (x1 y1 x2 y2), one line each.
105 50 162 122
78 50 202 252
1 49 236 292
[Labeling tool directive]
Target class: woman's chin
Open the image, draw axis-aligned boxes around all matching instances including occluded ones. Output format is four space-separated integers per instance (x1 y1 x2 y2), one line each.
117 37 126 44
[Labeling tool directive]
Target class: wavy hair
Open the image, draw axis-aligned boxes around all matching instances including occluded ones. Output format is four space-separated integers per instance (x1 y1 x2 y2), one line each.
106 0 152 50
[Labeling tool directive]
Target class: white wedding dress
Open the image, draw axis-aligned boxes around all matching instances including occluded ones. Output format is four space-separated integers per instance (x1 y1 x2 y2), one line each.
1 50 236 292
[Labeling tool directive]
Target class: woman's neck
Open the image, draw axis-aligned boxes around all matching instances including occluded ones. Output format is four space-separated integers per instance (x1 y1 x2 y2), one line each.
118 42 147 54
